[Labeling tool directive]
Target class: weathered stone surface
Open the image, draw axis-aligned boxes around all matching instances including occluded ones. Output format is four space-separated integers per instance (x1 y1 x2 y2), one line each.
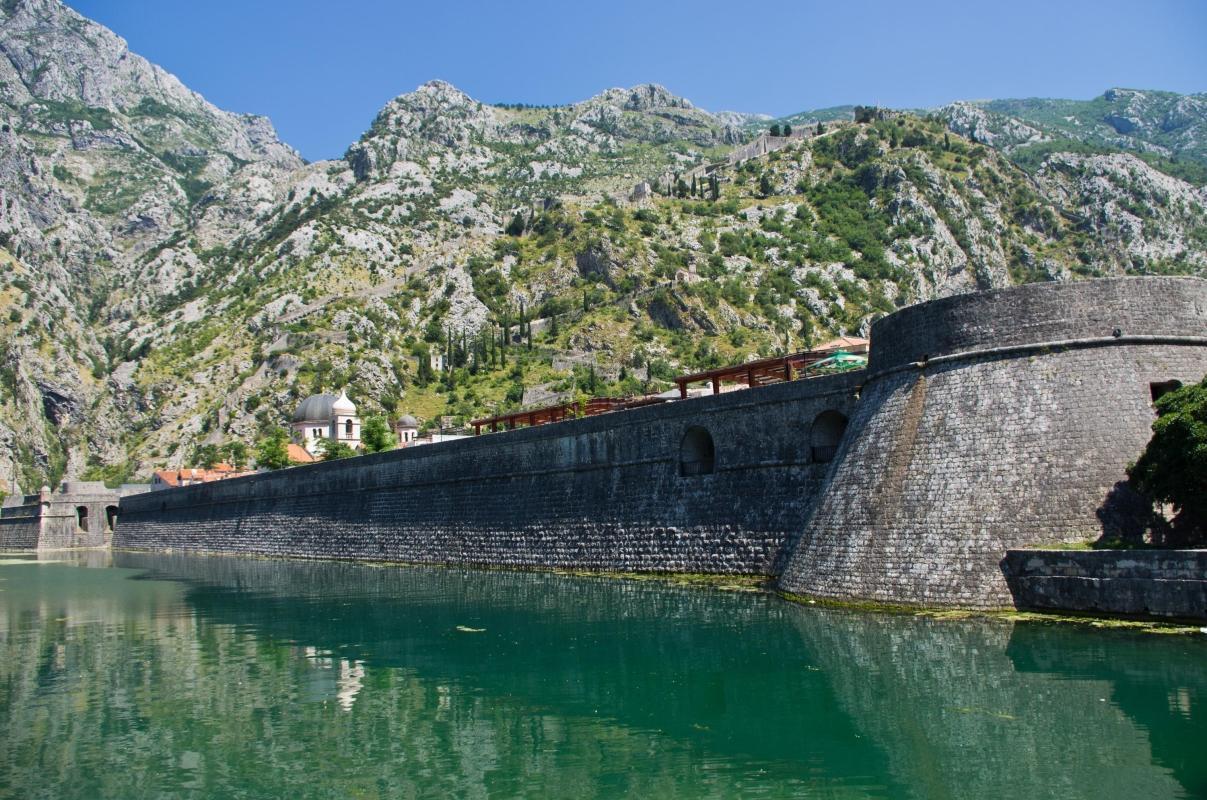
779 276 1207 609
1002 549 1207 619
117 373 862 575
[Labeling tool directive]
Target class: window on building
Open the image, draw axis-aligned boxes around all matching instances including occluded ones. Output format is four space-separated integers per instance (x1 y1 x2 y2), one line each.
679 426 716 476
76 506 89 532
810 410 849 463
345 419 354 437
106 506 118 532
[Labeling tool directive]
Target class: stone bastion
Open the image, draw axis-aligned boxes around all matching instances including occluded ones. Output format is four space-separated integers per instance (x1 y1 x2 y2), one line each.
778 275 1207 608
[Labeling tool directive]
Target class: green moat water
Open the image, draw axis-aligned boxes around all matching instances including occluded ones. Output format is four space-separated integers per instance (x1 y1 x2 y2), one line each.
0 552 1202 799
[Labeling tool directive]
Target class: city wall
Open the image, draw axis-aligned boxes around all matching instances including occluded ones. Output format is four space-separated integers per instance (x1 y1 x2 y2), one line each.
0 482 120 550
779 276 1207 608
116 372 862 575
115 276 1207 611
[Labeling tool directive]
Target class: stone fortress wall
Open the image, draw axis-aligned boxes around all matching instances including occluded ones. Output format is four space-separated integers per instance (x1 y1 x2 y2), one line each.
116 372 863 575
0 481 123 550
115 276 1207 609
779 276 1207 608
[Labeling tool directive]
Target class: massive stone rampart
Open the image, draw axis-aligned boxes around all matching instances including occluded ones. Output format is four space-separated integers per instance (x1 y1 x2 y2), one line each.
116 276 1207 609
116 373 861 574
779 276 1207 608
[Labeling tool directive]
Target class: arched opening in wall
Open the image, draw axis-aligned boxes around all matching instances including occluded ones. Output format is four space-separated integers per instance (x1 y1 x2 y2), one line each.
345 419 354 438
106 505 118 532
76 506 89 532
679 426 716 477
810 410 848 463
1150 380 1182 403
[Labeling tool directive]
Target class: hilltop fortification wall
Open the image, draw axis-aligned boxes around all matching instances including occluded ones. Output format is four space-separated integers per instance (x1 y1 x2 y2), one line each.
116 373 861 574
778 276 1207 608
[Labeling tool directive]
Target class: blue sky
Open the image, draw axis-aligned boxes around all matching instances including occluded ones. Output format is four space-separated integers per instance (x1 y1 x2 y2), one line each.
68 0 1207 162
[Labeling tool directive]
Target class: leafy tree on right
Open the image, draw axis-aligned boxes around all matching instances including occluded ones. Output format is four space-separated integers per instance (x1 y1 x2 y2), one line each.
1128 375 1207 545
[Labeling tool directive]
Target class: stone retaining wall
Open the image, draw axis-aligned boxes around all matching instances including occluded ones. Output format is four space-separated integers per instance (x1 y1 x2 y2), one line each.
1002 549 1207 619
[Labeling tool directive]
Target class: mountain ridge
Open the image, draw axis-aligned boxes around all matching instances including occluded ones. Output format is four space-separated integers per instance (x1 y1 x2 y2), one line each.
0 0 1204 495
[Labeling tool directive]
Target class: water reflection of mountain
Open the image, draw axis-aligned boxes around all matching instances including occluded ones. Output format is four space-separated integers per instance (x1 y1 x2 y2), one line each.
113 552 899 788
3 552 1201 799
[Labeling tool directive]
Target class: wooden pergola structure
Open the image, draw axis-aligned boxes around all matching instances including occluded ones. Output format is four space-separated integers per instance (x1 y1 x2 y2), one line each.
673 350 834 399
471 395 668 435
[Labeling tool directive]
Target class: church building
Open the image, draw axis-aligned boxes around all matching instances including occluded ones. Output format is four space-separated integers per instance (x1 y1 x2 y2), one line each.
291 390 362 456
392 415 420 446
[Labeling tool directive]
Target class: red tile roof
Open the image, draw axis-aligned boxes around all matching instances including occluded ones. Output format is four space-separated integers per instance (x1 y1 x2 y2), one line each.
287 443 316 464
152 465 255 487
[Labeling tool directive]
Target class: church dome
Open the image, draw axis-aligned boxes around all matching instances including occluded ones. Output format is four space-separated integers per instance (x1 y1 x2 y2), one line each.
292 393 337 423
395 414 418 428
332 390 356 415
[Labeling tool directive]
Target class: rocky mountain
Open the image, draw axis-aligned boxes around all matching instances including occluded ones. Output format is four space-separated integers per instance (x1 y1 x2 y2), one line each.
934 89 1207 187
0 0 300 492
760 89 1207 186
750 105 858 132
979 89 1207 164
0 0 1204 495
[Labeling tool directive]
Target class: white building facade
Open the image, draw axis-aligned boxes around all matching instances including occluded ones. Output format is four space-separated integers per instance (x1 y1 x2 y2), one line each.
291 390 362 456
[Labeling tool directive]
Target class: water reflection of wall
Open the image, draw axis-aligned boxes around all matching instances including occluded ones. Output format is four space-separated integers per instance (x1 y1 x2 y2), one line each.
1005 625 1206 798
119 553 1205 797
4 554 1202 798
786 605 1201 799
113 551 892 777
5 552 903 797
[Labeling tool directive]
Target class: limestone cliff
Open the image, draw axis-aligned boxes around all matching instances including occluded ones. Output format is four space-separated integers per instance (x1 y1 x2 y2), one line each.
0 0 1205 493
